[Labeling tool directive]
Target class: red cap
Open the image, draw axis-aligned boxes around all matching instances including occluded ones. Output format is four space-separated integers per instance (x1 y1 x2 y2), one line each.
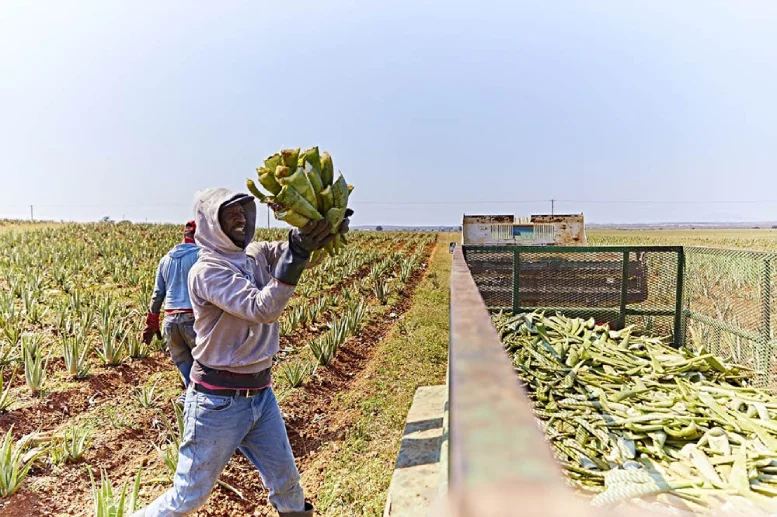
185 220 196 234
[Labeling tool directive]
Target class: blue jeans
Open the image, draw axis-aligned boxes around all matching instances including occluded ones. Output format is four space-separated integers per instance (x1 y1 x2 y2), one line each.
141 386 305 516
162 313 196 388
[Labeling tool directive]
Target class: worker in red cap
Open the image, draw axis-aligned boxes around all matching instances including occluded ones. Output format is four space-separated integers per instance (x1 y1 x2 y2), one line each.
142 220 200 405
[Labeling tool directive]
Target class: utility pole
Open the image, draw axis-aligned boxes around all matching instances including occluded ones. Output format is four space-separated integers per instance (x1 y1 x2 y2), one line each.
30 205 33 221
551 199 555 216
267 205 271 229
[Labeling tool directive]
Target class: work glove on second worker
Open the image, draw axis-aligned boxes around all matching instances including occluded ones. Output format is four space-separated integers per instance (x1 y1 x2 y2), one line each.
142 312 162 345
274 210 352 285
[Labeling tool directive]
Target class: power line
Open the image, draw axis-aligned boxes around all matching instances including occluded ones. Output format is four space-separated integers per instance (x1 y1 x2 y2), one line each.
6 199 777 209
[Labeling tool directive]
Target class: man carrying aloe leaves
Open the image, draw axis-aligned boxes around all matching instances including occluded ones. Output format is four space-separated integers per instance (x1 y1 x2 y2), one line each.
133 188 351 517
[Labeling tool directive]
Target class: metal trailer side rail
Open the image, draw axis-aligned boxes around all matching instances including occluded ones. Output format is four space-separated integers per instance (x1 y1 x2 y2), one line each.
464 244 684 344
445 246 654 516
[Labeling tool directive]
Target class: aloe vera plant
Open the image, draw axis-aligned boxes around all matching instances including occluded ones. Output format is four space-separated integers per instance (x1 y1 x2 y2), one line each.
89 466 142 517
0 368 16 413
126 331 149 360
96 324 126 366
280 361 313 389
63 335 91 379
0 427 40 497
23 347 48 395
310 334 338 366
134 379 160 408
50 424 91 465
20 334 43 360
372 277 388 305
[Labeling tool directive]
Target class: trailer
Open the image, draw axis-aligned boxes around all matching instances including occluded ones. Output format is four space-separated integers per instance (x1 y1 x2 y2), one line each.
461 214 649 321
461 213 587 246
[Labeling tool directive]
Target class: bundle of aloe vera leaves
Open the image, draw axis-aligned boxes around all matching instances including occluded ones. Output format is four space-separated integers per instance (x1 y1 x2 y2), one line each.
247 146 353 259
494 311 777 513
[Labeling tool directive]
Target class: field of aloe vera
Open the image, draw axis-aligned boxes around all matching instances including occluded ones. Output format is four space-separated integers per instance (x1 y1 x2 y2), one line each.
589 228 777 252
0 222 436 516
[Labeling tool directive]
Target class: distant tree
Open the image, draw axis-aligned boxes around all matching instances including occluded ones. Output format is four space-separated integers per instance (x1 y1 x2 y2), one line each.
376 225 383 231
100 216 114 224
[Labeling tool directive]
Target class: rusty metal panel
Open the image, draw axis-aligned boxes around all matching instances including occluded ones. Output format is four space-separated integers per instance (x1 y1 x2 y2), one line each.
462 215 515 224
462 213 588 246
462 223 497 245
448 245 569 489
462 215 515 245
532 213 587 245
530 214 585 224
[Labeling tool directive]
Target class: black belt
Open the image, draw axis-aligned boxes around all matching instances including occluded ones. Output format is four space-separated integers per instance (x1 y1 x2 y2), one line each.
193 383 265 398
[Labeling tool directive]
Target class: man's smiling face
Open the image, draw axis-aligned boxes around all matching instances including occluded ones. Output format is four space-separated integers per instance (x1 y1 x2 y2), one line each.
219 202 247 247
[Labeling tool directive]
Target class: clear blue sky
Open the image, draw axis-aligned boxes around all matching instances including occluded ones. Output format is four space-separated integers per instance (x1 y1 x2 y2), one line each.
1 1 776 226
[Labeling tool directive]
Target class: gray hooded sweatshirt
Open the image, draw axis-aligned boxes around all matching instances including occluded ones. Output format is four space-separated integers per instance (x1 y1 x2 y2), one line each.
188 188 295 375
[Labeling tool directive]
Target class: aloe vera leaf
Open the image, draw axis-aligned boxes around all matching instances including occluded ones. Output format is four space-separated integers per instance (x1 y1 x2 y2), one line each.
331 173 350 209
276 210 310 228
332 233 343 253
299 146 321 171
730 448 751 493
627 422 665 433
706 428 732 456
258 172 282 195
753 402 771 421
280 148 300 169
699 393 743 433
319 152 334 186
325 207 346 235
319 186 335 213
246 179 268 203
612 387 651 403
264 153 282 170
279 168 318 210
307 168 324 199
687 445 726 488
275 165 292 179
275 186 322 221
746 419 777 451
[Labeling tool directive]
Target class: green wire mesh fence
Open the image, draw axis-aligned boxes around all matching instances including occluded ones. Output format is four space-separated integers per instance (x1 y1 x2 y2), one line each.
463 245 777 388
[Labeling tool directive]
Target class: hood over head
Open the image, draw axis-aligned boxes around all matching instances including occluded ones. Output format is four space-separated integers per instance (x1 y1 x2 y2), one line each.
169 243 199 259
192 188 256 263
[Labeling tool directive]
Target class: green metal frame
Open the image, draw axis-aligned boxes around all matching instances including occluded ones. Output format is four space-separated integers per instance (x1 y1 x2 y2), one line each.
465 245 685 344
464 245 777 384
680 247 776 386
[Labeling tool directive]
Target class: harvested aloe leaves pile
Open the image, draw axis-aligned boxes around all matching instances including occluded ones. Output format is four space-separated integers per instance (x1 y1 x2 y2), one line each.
494 311 777 513
247 146 353 259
